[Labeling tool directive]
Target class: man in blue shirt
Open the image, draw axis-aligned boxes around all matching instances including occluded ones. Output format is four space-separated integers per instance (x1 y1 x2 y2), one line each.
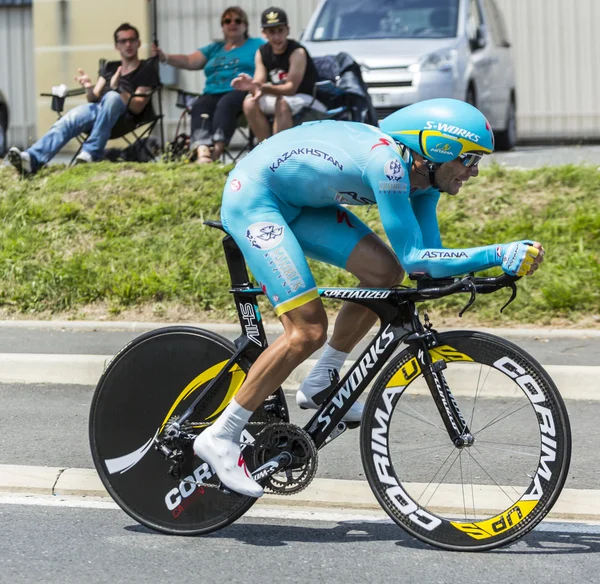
194 98 544 498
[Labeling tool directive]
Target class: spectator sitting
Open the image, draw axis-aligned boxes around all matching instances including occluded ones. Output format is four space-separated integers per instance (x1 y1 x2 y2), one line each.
6 23 158 177
153 6 264 164
231 6 327 143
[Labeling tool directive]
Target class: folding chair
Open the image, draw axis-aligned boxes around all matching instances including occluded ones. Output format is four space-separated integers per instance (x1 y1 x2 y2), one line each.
296 52 379 127
166 88 253 164
40 59 165 164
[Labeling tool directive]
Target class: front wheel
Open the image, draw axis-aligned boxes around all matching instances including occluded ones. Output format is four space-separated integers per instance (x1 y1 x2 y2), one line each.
89 326 285 535
360 331 571 551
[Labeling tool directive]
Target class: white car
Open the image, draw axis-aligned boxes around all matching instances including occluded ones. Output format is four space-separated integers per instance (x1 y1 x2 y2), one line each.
301 0 517 149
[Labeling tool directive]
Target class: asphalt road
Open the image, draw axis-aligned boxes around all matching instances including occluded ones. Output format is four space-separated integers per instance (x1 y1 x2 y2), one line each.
482 144 600 169
0 323 598 364
1 499 599 584
1 378 598 489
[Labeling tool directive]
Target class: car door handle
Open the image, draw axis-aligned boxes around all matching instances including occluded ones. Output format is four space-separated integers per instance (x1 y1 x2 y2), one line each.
481 57 499 66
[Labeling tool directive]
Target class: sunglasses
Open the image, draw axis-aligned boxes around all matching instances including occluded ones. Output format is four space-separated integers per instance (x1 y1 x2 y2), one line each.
116 37 139 45
222 18 243 25
458 152 483 168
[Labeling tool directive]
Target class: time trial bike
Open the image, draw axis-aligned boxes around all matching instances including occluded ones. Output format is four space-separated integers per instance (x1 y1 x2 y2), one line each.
89 220 571 552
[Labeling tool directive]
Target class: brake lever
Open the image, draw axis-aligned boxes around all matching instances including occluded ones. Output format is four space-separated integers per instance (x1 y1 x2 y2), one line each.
500 281 518 313
458 278 477 317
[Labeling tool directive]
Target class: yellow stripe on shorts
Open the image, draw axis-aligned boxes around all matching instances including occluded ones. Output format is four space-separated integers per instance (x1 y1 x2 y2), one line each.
275 288 320 317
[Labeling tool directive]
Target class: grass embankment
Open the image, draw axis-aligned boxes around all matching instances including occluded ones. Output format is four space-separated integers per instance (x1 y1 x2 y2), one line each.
0 161 598 327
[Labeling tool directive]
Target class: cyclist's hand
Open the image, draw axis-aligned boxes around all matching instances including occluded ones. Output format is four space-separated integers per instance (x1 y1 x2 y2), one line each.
501 241 544 276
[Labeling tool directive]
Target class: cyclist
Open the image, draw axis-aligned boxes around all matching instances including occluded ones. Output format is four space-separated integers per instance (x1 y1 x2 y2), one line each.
194 98 544 498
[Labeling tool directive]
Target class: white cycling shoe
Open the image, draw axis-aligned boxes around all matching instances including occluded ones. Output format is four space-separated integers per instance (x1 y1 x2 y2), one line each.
193 428 263 498
296 388 364 423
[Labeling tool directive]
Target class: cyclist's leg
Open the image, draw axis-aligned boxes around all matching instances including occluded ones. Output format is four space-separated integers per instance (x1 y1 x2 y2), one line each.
331 230 404 351
194 172 328 496
291 205 404 418
293 204 404 350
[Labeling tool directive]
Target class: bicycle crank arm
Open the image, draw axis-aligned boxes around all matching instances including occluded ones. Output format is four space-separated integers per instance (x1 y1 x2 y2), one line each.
251 452 292 483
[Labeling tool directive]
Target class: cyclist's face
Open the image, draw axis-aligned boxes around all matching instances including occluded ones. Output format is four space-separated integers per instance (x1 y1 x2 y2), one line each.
436 158 479 195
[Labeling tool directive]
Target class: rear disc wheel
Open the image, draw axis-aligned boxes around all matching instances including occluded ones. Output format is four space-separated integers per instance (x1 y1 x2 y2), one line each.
89 326 270 535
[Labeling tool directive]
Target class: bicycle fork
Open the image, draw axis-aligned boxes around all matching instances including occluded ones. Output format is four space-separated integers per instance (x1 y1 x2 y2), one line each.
410 332 474 448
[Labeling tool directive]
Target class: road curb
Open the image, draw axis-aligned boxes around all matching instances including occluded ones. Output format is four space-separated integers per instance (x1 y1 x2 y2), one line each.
1 465 599 521
0 352 598 400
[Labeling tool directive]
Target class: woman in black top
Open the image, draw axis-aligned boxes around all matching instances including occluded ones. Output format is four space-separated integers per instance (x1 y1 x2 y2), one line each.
231 7 327 142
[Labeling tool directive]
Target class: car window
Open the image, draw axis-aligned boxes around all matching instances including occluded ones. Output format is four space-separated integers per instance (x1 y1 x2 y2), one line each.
308 0 460 41
482 0 511 47
467 0 484 44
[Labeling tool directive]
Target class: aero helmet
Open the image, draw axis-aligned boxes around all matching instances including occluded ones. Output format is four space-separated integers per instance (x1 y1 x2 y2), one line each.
380 98 495 164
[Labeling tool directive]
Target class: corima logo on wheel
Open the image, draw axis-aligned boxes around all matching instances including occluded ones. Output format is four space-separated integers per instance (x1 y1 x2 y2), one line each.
164 430 256 517
451 354 558 540
493 357 557 502
245 222 284 250
370 381 442 531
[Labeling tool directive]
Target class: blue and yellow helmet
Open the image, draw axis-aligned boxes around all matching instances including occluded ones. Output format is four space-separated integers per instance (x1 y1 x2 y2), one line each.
380 98 495 164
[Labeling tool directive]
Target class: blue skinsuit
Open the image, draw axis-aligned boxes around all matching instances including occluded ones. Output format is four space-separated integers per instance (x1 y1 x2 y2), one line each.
221 120 503 316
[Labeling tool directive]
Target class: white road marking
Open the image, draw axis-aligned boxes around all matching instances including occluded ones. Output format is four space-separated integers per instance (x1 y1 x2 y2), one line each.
1 493 599 532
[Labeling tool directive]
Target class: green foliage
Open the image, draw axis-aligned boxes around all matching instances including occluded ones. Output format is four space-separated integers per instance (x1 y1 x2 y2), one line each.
0 161 598 324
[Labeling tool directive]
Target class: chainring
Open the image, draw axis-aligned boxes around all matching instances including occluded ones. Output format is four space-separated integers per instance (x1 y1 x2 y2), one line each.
252 422 318 495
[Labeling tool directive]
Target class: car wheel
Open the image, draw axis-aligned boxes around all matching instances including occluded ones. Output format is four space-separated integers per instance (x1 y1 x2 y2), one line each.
0 120 6 158
495 100 517 151
465 86 476 107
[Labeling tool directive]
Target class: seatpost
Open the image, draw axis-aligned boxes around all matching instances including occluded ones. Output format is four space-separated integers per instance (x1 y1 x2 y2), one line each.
222 234 252 288
221 234 268 352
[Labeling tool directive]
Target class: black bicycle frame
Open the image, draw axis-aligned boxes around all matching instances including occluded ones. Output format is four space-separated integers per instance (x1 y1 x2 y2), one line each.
180 224 473 451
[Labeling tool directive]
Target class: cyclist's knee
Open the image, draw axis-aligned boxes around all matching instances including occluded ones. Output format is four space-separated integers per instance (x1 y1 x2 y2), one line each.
287 324 327 357
281 305 328 358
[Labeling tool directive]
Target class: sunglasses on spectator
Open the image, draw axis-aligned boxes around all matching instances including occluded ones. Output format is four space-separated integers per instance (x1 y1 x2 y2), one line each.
116 37 139 45
222 18 243 25
458 152 483 168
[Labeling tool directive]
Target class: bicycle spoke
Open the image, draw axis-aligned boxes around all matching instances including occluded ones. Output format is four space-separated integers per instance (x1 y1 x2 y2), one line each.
415 448 462 508
459 453 468 520
475 400 533 435
396 402 447 433
468 362 492 429
393 442 454 455
465 445 525 501
475 441 540 458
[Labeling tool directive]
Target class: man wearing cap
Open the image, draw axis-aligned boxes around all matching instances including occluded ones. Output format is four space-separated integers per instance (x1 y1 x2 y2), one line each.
231 6 327 142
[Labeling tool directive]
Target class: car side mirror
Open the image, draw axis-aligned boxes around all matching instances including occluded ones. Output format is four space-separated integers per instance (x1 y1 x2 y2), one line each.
469 24 486 51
